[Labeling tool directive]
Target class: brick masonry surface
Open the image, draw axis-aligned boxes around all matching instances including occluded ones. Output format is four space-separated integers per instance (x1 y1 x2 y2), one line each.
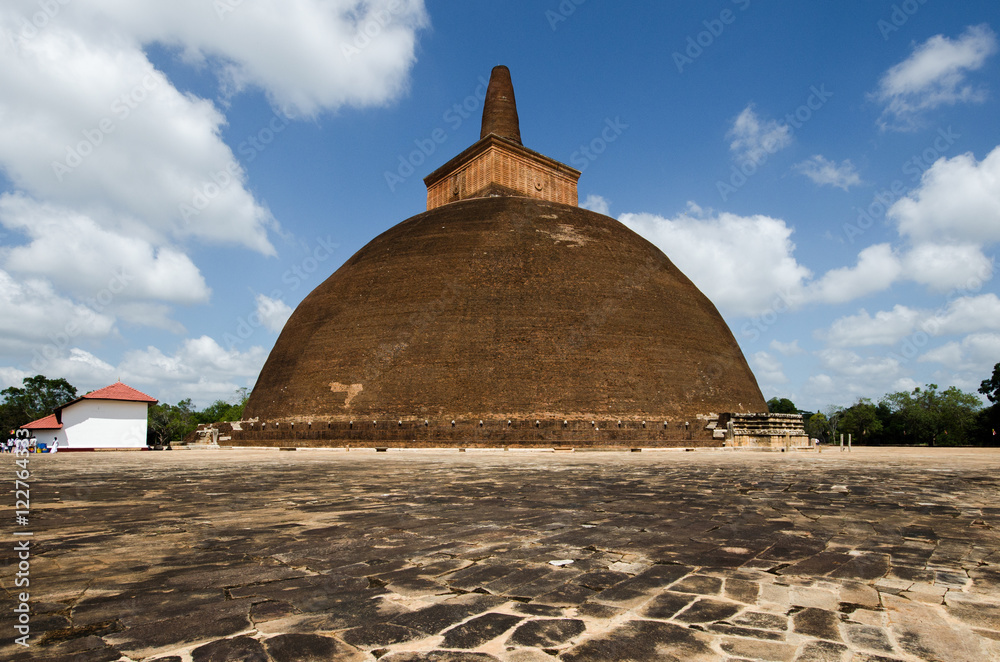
244 196 768 428
3 447 999 661
425 137 579 210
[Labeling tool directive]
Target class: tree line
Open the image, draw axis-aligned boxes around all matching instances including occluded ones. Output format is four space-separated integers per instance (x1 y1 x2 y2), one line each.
767 362 1000 447
4 364 999 446
0 375 247 446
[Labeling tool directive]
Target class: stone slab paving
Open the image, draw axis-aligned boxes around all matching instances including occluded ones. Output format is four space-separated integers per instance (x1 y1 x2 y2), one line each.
3 447 1000 661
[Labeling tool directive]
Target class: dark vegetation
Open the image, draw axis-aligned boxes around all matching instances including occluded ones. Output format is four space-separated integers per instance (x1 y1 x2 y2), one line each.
767 361 1000 446
1 375 247 445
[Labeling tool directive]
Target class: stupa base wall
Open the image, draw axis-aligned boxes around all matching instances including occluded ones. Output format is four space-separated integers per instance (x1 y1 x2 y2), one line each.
229 418 724 448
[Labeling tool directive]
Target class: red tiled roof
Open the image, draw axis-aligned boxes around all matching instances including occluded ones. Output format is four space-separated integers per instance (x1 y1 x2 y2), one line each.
22 414 62 430
82 382 158 403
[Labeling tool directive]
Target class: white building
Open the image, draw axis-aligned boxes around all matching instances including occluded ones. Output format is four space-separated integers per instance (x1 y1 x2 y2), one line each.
21 414 62 449
21 382 157 451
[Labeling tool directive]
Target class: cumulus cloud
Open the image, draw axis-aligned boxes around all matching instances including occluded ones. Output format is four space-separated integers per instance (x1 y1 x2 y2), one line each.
803 349 905 407
820 294 1000 348
817 348 901 378
0 194 210 304
727 104 792 164
822 305 922 347
0 268 115 352
75 0 431 117
118 336 268 405
770 339 804 356
581 194 610 216
889 146 1000 246
874 24 997 130
255 294 293 333
0 366 30 390
750 351 787 385
919 333 1000 372
805 244 902 304
0 22 276 255
901 243 994 292
620 204 811 317
794 155 862 191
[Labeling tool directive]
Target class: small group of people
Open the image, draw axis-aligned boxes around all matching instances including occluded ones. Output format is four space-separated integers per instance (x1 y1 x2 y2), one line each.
4 430 34 453
3 430 58 453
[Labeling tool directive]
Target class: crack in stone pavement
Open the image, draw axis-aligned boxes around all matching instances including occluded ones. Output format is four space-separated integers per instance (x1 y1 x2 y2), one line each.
2 447 999 661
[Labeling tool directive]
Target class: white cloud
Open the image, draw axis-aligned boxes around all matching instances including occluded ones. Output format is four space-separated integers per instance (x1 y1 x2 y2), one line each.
919 342 964 366
0 194 210 304
817 348 901 378
805 243 902 305
930 294 1000 336
823 305 921 347
581 194 610 216
115 303 187 334
727 104 792 164
919 333 1000 371
78 0 431 118
770 339 804 356
794 155 862 191
875 24 997 130
901 243 994 292
0 366 29 390
803 350 906 409
0 268 115 351
750 351 787 385
255 294 293 333
35 348 118 386
889 146 1000 246
119 336 268 405
821 295 1000 348
620 205 811 316
0 20 277 255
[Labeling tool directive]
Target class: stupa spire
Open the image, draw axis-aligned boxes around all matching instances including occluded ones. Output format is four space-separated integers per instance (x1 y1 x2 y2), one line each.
480 65 522 145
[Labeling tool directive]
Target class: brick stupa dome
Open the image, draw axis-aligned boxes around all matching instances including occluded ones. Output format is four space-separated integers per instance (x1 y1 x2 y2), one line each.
241 66 766 446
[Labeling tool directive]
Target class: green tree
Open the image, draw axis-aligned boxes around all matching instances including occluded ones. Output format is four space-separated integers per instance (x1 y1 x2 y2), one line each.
879 385 981 446
0 375 77 432
977 362 1000 445
980 362 1000 404
194 387 250 424
147 399 197 446
804 411 831 443
837 398 883 445
767 397 797 414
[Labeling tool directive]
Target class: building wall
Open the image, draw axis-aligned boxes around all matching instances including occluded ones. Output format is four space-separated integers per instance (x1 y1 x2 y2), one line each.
427 143 578 210
61 400 149 449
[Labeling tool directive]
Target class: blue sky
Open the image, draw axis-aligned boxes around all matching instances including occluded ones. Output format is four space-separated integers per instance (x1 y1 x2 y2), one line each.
2 0 999 413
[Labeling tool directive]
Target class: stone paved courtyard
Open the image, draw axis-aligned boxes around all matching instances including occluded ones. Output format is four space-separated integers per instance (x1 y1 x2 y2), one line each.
3 447 1000 661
